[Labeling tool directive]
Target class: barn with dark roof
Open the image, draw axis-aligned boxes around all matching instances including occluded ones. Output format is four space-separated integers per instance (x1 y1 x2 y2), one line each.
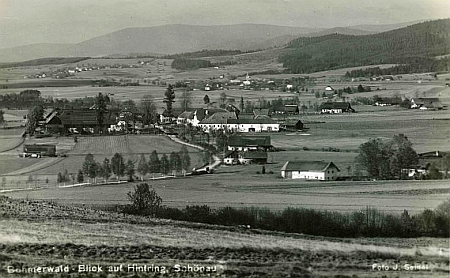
281 161 340 180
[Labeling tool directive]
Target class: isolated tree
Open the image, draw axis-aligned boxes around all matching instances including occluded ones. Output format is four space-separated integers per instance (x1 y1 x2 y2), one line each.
95 92 107 134
137 154 149 181
127 183 162 215
179 145 191 172
219 92 227 108
239 96 244 112
160 153 170 175
203 94 210 104
111 153 125 180
0 110 4 126
148 150 160 175
357 84 365 92
163 84 175 116
99 158 112 183
57 172 63 184
443 154 450 179
389 134 419 179
26 104 44 136
125 159 135 181
140 95 157 125
82 153 97 183
314 91 320 99
169 151 182 174
180 89 192 111
77 169 84 183
63 169 69 183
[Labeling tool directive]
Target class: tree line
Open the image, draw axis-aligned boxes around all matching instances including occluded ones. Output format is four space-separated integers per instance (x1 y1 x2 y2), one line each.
72 146 192 184
123 183 449 238
171 59 213 70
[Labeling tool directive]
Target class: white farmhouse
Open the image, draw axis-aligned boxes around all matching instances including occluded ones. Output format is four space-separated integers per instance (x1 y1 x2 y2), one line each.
199 115 279 133
281 161 340 181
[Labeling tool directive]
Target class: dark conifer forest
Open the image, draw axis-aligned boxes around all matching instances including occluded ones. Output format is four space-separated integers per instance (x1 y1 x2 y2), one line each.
280 19 450 74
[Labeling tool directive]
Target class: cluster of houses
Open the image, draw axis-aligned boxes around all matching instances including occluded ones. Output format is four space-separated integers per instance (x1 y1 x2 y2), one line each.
221 134 342 181
174 105 284 133
374 96 445 110
42 107 139 135
410 98 444 110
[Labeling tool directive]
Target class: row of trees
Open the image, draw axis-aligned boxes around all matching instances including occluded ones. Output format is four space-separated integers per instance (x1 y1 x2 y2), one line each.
171 59 213 70
0 89 42 109
125 183 450 237
79 146 192 183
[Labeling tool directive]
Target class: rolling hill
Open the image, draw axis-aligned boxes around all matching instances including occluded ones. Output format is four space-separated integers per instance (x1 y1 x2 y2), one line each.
0 21 429 63
280 19 450 74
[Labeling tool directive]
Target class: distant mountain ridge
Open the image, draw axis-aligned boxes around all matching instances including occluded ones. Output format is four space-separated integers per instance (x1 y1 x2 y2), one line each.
0 21 431 63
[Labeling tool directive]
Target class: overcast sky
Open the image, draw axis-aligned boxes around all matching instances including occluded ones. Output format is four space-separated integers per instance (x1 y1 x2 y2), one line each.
1 0 449 49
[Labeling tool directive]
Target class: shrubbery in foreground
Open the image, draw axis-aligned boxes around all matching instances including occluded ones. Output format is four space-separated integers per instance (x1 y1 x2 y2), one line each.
125 184 449 238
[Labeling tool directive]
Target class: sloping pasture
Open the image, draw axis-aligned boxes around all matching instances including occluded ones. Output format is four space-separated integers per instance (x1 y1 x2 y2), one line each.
28 135 203 176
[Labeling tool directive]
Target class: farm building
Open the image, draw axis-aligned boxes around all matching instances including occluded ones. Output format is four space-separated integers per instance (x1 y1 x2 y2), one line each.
227 135 272 152
410 98 444 110
199 115 279 133
284 105 300 114
177 109 207 126
281 161 340 180
320 102 355 114
253 108 272 117
281 120 304 131
238 151 268 164
51 108 119 134
374 97 402 106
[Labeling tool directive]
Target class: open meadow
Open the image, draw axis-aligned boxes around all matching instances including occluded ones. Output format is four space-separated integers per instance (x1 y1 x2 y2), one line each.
3 172 449 214
0 196 448 277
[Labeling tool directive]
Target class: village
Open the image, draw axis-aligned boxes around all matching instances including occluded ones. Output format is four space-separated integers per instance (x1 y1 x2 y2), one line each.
7 73 447 184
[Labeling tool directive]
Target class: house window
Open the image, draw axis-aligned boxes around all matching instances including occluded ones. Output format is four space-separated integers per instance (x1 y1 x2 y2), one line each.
327 171 329 174
332 170 334 173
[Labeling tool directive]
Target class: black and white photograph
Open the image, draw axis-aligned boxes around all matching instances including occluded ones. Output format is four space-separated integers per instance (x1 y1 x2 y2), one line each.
0 0 449 277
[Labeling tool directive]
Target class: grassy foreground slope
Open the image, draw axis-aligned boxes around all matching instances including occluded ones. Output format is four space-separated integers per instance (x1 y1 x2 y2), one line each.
0 196 448 277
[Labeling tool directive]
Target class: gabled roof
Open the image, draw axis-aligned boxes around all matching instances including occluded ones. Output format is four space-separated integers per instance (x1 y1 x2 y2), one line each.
284 105 299 112
228 135 272 147
45 111 61 125
420 98 443 109
178 111 195 119
253 108 271 116
228 117 277 124
58 109 117 126
200 111 237 124
281 161 340 172
238 113 255 119
418 151 448 158
319 102 353 110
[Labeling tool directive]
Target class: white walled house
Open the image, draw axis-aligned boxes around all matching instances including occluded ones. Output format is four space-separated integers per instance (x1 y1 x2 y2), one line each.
281 161 340 181
319 102 355 114
199 117 279 133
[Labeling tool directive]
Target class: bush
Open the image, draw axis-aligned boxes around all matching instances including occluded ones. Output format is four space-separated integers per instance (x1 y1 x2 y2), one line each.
127 183 162 215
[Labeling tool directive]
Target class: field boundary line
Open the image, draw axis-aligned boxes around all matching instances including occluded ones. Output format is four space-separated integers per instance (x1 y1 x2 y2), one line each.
1 157 65 176
0 137 24 154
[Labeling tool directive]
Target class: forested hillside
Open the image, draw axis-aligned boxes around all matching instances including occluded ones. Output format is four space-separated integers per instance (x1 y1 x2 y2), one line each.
280 19 450 74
